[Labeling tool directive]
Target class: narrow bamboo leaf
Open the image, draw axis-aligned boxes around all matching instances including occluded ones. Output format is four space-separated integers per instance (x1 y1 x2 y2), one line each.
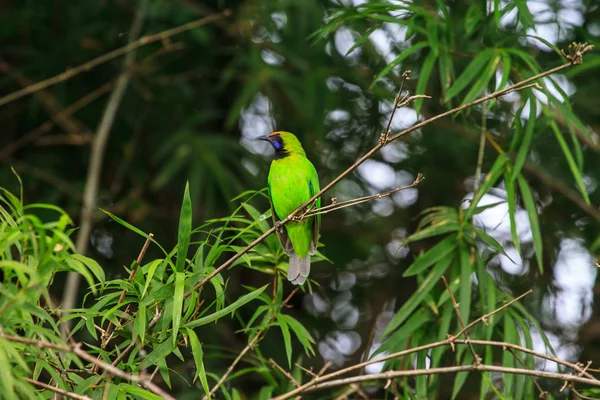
186 285 268 328
460 54 500 106
466 153 508 219
120 384 163 400
444 50 491 102
135 305 147 344
451 352 473 399
145 340 176 368
277 314 293 368
370 42 429 89
71 254 105 284
504 173 521 255
172 271 185 345
414 50 437 114
502 315 516 394
142 259 164 298
345 26 377 56
470 227 511 260
430 304 453 368
548 120 590 204
376 308 431 357
402 223 461 246
176 182 193 272
281 315 316 355
416 350 428 398
516 176 543 273
498 51 511 90
0 343 16 400
101 209 167 255
511 98 536 181
458 243 472 325
382 255 453 337
439 47 454 96
403 235 457 276
186 328 210 395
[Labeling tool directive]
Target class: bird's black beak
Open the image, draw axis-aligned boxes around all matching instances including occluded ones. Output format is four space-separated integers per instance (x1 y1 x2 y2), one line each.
256 135 271 142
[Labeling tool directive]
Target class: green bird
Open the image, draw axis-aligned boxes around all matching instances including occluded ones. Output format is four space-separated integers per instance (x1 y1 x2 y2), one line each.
257 131 320 285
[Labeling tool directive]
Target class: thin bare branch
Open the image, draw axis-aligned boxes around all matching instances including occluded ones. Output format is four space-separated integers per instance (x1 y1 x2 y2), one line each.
0 10 232 107
442 276 481 364
301 364 600 393
23 377 93 400
270 359 301 387
0 333 174 400
300 174 424 219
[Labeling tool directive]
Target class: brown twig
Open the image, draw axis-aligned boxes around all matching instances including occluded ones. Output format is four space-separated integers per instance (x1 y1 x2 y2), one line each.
23 377 93 400
186 49 592 299
0 10 232 107
300 174 424 219
101 233 154 347
62 0 149 328
0 333 174 400
299 364 600 393
270 358 301 387
441 276 481 364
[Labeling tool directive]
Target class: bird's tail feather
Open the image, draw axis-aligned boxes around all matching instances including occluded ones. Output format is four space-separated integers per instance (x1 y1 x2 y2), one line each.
288 254 310 285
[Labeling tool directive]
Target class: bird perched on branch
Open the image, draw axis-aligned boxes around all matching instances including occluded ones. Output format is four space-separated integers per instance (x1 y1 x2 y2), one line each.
257 131 320 285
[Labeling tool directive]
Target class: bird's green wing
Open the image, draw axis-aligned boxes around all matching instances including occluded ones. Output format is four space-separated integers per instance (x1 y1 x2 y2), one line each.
308 169 320 255
268 183 293 255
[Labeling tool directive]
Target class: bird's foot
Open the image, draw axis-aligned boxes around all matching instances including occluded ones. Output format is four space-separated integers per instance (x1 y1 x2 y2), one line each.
274 221 284 232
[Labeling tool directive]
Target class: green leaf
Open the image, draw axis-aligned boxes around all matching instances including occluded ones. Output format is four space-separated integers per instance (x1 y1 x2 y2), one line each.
382 255 453 337
414 50 437 114
504 172 521 256
466 153 508 219
135 305 147 344
142 259 164 299
444 50 492 102
376 308 431 357
71 254 105 284
511 98 536 181
176 182 193 272
280 315 315 356
277 314 292 368
458 243 472 325
451 352 473 400
403 235 457 277
516 176 543 273
186 328 210 396
502 315 516 394
370 42 429 89
120 384 163 400
172 271 185 345
186 285 268 328
460 54 500 106
101 209 167 255
548 120 590 204
0 342 17 400
145 340 176 368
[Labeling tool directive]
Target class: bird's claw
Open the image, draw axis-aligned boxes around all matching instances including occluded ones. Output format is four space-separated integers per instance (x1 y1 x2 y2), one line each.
274 221 284 232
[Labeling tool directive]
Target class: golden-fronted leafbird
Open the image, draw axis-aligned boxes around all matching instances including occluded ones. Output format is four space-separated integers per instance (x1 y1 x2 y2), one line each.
257 131 320 285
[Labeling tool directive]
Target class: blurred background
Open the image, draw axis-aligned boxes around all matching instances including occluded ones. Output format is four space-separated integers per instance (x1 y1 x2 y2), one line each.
1 0 599 397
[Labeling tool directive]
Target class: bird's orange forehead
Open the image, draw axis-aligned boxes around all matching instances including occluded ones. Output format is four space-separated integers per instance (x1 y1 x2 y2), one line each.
269 131 280 137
